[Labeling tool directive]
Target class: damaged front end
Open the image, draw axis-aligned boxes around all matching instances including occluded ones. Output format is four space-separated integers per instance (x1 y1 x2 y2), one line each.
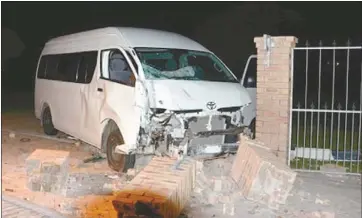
135 105 249 158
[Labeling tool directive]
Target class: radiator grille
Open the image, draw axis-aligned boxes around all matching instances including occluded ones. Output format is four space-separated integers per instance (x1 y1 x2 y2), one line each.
188 115 226 146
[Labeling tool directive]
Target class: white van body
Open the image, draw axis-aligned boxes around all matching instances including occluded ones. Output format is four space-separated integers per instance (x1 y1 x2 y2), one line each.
34 27 252 166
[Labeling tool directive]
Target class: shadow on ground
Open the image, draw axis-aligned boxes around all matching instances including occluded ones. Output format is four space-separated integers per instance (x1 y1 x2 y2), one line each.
78 189 181 218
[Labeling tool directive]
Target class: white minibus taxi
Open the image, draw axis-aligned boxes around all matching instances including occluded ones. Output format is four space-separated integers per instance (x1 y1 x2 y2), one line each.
34 27 254 172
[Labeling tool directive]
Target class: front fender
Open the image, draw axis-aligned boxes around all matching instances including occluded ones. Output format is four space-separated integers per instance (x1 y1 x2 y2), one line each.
100 108 139 146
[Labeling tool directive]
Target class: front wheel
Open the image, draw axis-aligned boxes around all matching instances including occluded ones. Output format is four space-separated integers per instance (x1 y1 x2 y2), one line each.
249 119 256 139
106 130 135 172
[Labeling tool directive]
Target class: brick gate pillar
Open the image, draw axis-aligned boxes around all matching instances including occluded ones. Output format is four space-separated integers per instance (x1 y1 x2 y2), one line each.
253 36 298 162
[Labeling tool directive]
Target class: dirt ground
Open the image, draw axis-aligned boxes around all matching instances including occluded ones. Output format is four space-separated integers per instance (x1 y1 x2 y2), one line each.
2 111 361 218
1 111 131 217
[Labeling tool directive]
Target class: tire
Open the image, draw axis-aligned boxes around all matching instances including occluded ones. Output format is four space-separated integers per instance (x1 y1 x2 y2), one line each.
249 119 256 139
42 107 58 136
106 129 136 172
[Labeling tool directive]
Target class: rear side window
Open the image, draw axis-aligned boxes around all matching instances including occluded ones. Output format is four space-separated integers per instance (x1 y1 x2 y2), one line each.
58 53 80 82
46 55 60 80
37 56 47 79
36 50 98 84
77 51 98 84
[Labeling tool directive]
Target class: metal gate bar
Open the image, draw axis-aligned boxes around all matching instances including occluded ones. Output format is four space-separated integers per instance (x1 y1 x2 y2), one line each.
288 41 362 175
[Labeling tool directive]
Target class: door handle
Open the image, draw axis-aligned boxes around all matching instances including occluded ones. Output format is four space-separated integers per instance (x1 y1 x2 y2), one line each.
97 88 103 92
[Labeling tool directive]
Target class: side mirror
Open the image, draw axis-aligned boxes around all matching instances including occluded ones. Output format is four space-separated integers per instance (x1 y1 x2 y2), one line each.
129 73 136 87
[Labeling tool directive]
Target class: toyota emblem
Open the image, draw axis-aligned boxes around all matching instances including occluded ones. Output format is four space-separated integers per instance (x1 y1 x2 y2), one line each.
206 101 217 110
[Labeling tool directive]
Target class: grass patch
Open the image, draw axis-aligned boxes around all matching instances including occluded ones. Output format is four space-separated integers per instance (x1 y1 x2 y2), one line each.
290 158 362 173
291 125 361 151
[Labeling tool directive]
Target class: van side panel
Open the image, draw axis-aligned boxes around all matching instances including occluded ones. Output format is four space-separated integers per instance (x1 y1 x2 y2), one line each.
35 31 136 149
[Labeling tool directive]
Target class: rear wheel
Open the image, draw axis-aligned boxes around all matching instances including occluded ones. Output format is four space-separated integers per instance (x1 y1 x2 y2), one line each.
42 107 58 136
106 129 135 172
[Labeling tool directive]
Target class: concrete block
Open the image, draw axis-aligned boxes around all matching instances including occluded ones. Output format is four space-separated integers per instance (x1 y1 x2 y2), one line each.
26 149 69 175
27 172 42 191
61 173 114 197
25 149 70 194
230 135 296 210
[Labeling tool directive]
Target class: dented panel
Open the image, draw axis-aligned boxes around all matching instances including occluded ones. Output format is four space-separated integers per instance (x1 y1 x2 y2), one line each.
114 49 253 157
100 81 140 147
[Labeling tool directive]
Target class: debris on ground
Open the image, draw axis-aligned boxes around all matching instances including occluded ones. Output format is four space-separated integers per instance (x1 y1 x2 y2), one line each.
189 155 241 209
83 155 106 163
5 188 14 192
20 137 31 142
9 132 16 138
3 129 76 144
319 164 347 173
126 168 137 179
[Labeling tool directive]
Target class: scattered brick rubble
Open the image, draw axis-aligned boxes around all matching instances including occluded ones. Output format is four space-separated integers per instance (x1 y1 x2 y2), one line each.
24 135 298 217
187 155 242 216
110 157 196 218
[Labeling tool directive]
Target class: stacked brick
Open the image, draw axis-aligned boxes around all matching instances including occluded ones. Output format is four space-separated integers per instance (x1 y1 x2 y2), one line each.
230 135 296 209
112 157 196 218
253 36 298 160
25 149 70 194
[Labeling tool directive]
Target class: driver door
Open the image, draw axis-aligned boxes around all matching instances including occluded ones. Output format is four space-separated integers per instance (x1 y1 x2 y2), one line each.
96 48 145 147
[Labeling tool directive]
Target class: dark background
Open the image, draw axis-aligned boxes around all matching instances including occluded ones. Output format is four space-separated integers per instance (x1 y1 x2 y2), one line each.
2 2 362 108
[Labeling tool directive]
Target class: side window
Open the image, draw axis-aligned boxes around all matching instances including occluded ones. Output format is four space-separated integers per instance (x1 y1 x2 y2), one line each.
243 57 257 88
78 51 98 84
46 55 60 80
101 49 135 87
58 54 80 82
37 56 47 79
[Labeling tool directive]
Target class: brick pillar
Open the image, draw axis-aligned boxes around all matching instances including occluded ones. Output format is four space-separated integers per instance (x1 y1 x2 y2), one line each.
254 36 298 161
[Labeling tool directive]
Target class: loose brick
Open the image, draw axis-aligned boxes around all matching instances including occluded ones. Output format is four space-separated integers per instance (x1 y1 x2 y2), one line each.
25 149 69 194
112 157 195 218
230 135 296 210
145 187 173 199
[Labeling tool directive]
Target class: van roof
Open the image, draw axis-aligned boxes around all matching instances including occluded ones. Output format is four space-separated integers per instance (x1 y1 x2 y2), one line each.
46 27 210 52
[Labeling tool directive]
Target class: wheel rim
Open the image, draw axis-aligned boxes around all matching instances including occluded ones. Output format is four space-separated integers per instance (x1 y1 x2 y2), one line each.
250 121 256 139
43 110 51 126
108 134 125 165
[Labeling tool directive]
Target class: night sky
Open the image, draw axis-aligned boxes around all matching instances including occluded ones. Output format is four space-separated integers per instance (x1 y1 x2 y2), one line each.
2 2 362 94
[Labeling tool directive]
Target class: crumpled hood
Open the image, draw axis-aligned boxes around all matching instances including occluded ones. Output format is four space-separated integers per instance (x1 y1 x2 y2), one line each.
146 80 251 111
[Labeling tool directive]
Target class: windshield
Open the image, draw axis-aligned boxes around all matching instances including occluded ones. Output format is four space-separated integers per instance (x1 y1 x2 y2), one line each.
135 48 238 83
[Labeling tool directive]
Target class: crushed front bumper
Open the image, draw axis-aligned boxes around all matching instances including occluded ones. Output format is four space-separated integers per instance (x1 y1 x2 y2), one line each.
187 126 246 155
